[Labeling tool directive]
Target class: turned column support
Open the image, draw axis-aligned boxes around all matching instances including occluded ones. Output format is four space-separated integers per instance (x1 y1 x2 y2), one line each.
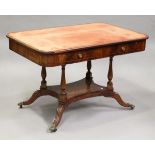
107 56 113 91
59 65 67 103
86 60 92 80
40 66 47 89
49 65 67 132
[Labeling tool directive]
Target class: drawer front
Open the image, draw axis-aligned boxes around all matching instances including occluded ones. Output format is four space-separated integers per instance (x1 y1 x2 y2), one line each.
115 41 146 55
57 40 146 65
9 38 146 67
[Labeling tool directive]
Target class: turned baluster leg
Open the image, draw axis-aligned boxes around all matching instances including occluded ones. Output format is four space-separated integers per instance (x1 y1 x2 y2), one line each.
105 56 135 110
40 66 47 89
86 60 92 80
86 60 93 88
107 56 113 91
60 65 67 97
18 66 48 108
49 65 67 132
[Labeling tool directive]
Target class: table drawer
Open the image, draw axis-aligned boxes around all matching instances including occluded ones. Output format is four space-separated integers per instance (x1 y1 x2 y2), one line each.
9 38 146 67
115 41 145 55
60 40 146 65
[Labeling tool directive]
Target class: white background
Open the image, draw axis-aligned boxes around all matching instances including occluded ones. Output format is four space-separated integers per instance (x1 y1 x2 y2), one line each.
0 0 155 15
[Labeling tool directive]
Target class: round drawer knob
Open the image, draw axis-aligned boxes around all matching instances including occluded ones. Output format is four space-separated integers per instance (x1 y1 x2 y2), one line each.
78 53 83 59
121 46 126 52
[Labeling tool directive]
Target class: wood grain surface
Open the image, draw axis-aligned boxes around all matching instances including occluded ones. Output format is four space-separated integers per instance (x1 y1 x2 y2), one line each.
7 23 148 53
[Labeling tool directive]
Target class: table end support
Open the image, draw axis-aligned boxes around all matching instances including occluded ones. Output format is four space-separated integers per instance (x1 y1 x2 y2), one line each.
49 65 67 132
40 66 47 89
86 60 92 80
17 67 48 108
106 56 135 110
107 56 114 91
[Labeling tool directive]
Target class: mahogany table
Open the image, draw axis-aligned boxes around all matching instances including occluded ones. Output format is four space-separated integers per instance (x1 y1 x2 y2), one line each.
7 23 148 132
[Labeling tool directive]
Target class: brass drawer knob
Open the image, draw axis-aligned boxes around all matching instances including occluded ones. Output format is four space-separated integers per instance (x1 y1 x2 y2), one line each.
78 53 83 59
121 46 126 52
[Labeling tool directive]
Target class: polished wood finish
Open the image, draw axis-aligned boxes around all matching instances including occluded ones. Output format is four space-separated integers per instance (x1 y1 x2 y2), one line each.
40 67 47 89
8 38 146 67
7 23 148 53
107 56 113 91
8 23 148 132
7 23 148 67
86 60 92 80
60 65 67 96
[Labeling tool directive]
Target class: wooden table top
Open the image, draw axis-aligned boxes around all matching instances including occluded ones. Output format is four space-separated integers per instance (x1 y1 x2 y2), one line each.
7 23 148 54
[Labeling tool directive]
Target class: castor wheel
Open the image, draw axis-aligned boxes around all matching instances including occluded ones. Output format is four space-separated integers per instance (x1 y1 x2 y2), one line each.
49 126 57 133
128 104 135 110
18 102 23 109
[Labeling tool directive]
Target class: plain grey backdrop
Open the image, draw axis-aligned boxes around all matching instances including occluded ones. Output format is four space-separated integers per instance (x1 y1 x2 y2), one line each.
0 15 155 139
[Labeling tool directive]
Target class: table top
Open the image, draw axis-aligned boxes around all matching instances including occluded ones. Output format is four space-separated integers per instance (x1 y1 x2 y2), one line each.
7 23 148 54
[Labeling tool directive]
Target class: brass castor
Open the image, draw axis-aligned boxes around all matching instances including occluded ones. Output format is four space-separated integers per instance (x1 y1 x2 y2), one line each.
18 102 23 109
128 104 135 110
49 126 57 133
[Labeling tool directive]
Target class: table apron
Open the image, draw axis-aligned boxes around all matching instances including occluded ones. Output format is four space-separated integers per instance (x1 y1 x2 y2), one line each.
9 39 146 67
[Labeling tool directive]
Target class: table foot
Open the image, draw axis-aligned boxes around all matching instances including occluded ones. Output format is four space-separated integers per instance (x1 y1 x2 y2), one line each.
128 104 135 110
49 103 66 132
48 126 57 133
18 102 23 108
106 91 135 110
18 90 44 108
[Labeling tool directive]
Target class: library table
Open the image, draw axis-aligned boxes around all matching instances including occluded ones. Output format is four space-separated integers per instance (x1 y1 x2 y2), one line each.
7 23 148 132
